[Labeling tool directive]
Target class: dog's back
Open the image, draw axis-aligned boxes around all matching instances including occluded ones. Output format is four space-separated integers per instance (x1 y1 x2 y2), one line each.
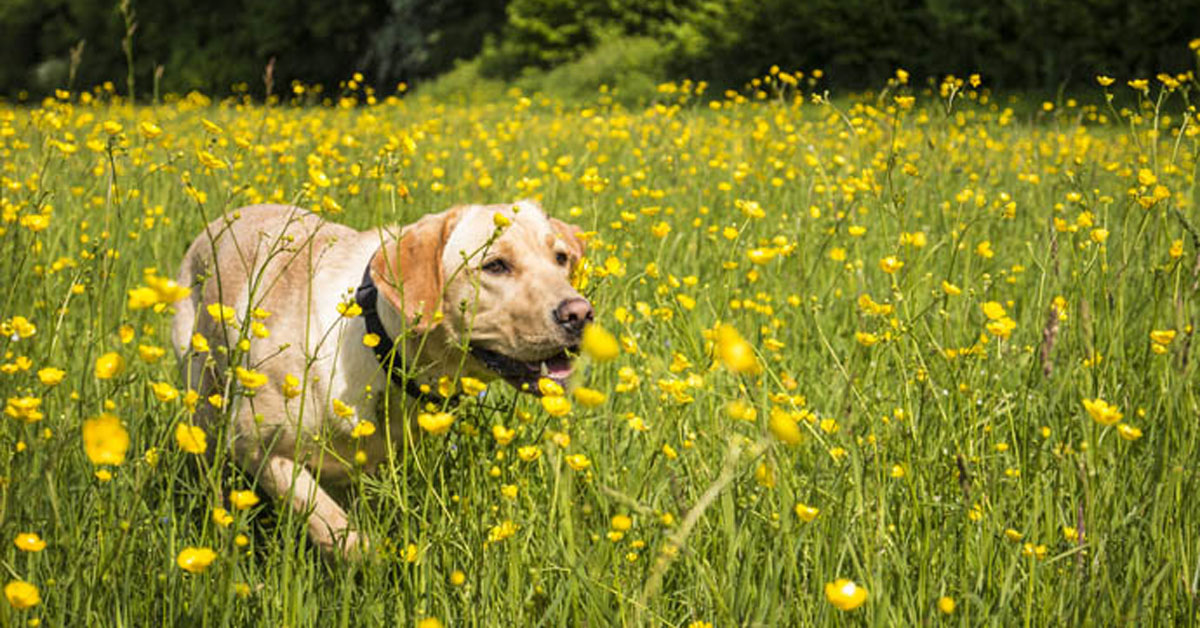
171 204 357 429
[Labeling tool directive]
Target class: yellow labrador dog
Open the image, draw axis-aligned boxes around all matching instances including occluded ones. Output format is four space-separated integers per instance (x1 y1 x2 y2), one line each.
171 201 590 558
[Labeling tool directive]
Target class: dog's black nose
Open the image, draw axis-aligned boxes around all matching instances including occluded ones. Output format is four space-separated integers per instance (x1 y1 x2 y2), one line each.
554 297 594 337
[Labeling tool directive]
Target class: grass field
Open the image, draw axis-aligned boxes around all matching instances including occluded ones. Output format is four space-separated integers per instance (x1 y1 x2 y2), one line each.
1 71 1199 626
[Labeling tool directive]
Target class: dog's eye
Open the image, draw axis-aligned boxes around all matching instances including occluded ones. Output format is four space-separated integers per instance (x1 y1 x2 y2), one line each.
482 258 510 275
555 251 569 266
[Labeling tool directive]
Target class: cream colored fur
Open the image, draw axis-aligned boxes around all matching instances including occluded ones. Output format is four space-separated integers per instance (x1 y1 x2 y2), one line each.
171 201 585 558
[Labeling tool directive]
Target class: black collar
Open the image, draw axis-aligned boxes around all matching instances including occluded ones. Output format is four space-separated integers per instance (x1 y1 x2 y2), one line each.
354 264 458 408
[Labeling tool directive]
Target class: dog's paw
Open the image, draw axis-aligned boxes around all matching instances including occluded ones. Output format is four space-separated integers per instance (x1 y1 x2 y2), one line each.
317 529 372 562
337 530 372 562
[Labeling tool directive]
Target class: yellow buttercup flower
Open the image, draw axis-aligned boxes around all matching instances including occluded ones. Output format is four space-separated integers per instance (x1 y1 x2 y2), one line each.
235 367 268 389
725 399 757 422
309 168 331 188
1116 423 1143 441
747 247 777 265
855 331 880 347
212 508 234 527
418 412 455 435
517 445 542 462
4 580 40 609
82 413 129 466
283 374 302 398
461 377 488 396
981 301 1006 320
127 286 159 310
196 149 226 170
537 378 565 397
755 462 775 488
565 453 591 471
541 395 572 417
986 316 1016 339
182 390 201 412
824 578 868 611
580 324 620 362
13 533 46 552
794 503 819 522
332 398 356 418
1149 330 1176 345
94 352 126 379
1082 398 1122 426
229 490 260 510
878 255 904 274
491 424 515 445
572 387 606 407
351 420 376 438
486 520 518 544
5 397 44 423
141 275 191 306
206 303 237 324
768 409 802 445
151 381 179 402
139 120 162 139
714 324 761 375
200 118 224 134
176 547 217 573
9 316 37 339
138 344 166 363
36 367 66 386
175 423 208 455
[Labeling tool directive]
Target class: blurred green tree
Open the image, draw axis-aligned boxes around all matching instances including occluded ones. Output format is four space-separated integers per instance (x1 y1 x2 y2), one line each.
0 0 1196 98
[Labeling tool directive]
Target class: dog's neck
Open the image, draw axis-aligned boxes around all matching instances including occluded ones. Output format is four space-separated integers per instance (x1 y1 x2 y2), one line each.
354 263 461 409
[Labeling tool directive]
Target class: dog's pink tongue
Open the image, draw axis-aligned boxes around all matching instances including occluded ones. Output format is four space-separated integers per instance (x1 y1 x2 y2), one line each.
544 355 573 379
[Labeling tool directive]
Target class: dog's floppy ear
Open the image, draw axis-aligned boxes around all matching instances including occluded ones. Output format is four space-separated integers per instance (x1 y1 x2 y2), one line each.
372 207 462 333
548 217 586 261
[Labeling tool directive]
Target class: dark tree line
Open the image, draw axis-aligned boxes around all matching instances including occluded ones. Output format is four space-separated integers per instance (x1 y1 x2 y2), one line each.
0 0 505 97
1 0 1196 99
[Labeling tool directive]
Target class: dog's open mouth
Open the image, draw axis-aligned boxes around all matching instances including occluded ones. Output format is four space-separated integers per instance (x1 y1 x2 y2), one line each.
469 344 577 392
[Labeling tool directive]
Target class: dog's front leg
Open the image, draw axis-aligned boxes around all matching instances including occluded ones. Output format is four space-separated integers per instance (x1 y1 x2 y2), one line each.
258 455 369 560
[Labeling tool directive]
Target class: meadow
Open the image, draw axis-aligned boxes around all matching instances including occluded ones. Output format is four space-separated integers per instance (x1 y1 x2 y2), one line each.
1 69 1199 626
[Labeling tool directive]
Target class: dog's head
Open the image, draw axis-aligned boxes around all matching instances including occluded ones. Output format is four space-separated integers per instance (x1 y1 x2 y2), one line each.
371 200 590 391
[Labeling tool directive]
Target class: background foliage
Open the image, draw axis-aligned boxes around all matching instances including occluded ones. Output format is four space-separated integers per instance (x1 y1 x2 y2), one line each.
2 0 1198 99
